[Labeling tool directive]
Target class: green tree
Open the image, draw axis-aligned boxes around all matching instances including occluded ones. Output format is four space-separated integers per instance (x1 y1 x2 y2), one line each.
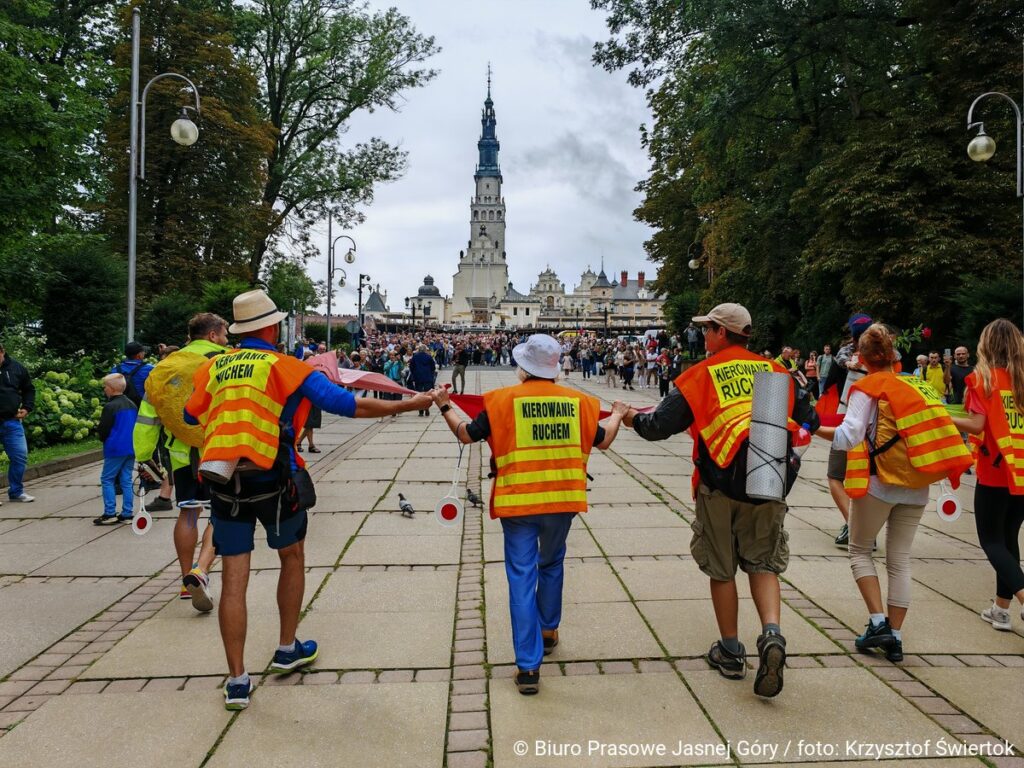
136 292 202 348
235 0 440 275
102 0 276 305
265 259 321 317
41 236 124 357
201 277 252 329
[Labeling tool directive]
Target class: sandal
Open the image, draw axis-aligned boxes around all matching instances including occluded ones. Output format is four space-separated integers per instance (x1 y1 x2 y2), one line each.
308 446 321 453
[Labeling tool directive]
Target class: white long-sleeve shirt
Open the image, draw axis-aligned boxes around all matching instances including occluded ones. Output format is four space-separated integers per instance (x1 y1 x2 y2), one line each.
832 389 930 506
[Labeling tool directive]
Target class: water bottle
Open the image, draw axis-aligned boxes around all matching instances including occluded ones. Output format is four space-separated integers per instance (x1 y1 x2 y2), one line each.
792 422 812 458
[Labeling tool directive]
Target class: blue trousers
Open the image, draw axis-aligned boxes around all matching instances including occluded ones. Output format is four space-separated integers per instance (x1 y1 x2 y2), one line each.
500 512 576 671
2 419 28 499
101 455 135 517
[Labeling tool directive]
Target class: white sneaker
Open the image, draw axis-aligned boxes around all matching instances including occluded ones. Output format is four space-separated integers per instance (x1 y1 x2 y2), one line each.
981 603 1012 631
9 494 34 503
183 568 214 613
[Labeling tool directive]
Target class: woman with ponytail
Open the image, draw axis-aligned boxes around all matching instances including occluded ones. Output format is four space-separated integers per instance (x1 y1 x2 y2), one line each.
952 319 1024 632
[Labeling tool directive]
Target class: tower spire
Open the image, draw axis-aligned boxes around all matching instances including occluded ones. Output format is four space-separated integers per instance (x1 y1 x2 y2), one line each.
475 67 500 179
487 62 492 99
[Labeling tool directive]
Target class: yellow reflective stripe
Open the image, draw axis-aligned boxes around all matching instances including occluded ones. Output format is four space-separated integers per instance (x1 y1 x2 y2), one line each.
905 424 960 447
493 490 588 508
205 433 277 461
708 420 749 465
207 409 279 437
913 444 970 467
699 402 751 443
495 447 584 469
844 478 869 488
496 469 584 487
895 407 948 430
846 458 869 471
211 386 282 417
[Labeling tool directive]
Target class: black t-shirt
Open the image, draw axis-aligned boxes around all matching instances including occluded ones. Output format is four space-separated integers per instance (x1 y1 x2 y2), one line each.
455 350 471 366
948 363 974 405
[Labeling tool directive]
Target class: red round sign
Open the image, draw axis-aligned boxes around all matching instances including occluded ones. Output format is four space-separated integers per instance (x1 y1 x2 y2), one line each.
137 517 148 530
441 503 459 521
941 499 957 516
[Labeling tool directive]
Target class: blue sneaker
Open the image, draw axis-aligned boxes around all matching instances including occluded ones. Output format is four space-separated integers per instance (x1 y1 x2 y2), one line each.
223 678 254 711
269 639 318 673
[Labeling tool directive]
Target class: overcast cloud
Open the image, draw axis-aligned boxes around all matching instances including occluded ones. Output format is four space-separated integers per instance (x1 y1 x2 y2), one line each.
309 0 654 313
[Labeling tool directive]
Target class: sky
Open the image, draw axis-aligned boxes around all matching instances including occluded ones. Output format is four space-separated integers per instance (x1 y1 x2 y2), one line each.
308 0 655 315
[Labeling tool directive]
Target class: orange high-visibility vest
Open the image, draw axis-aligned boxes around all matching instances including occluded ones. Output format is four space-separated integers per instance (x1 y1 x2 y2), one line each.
187 347 314 470
675 346 795 495
484 379 599 519
966 369 1024 494
843 372 972 498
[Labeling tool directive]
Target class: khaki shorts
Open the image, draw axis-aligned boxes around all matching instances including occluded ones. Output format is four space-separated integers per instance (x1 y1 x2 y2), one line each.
690 485 789 582
826 446 848 481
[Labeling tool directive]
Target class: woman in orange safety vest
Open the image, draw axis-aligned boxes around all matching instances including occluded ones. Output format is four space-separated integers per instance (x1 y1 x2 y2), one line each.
831 324 970 665
952 318 1024 632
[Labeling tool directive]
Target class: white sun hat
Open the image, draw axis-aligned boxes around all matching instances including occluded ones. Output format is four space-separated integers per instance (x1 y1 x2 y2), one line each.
513 334 562 379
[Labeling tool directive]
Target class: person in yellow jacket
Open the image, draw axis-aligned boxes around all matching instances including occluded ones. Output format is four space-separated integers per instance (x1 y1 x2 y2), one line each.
832 324 970 663
185 289 433 711
429 334 627 695
134 313 229 612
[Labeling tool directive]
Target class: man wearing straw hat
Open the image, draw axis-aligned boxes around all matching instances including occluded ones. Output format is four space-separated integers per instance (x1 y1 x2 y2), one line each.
186 289 433 711
429 333 628 696
617 303 819 699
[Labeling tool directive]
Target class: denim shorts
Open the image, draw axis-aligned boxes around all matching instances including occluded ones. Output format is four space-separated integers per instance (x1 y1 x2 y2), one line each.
208 475 307 556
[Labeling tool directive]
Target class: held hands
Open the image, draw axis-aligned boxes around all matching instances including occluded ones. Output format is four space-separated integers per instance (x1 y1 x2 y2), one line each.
429 387 450 408
407 392 433 412
611 400 630 417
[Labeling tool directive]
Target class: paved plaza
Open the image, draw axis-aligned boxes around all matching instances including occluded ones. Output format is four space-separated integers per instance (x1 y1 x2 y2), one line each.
0 368 1022 767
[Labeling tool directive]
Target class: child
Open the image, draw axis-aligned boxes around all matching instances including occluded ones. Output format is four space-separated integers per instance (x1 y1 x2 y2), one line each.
94 373 138 524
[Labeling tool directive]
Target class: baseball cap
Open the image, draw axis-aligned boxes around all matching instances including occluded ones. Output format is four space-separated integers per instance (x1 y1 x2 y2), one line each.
512 334 562 379
692 303 753 337
125 341 147 357
848 313 873 337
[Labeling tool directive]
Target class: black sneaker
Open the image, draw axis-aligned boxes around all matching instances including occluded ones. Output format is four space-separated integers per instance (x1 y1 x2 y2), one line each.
707 640 747 680
148 496 173 512
515 668 540 696
754 631 786 698
93 514 119 526
886 638 904 663
542 629 559 656
855 619 895 651
834 524 849 547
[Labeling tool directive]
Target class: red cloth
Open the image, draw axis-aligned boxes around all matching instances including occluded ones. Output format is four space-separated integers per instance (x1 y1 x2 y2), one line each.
815 385 844 427
305 353 416 396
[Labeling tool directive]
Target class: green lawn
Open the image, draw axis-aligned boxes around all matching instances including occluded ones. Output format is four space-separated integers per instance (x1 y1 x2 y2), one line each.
0 438 101 472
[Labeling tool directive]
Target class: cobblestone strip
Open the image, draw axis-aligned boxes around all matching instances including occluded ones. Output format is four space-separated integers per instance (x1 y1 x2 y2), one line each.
443 377 490 768
0 566 180 732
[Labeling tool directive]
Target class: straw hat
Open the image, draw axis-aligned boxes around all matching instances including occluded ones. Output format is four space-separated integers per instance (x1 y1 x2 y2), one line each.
228 289 288 334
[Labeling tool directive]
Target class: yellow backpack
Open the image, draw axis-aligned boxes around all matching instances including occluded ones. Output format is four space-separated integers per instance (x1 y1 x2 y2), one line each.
146 348 219 448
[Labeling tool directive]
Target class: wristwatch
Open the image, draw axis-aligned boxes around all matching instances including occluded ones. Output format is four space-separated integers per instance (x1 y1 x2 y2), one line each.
440 404 452 414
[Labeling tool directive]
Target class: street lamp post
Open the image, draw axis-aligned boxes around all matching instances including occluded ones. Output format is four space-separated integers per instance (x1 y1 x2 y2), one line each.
324 213 356 349
126 6 201 342
356 273 372 348
966 58 1024 316
406 296 426 329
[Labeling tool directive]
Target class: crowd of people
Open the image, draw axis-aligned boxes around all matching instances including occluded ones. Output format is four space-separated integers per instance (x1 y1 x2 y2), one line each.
2 287 1021 715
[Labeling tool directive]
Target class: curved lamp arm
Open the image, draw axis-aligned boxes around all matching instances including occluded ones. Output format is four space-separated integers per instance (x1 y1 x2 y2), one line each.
966 91 1023 198
139 72 202 180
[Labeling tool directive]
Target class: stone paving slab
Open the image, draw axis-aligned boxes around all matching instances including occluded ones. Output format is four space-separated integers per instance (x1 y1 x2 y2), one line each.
0 691 230 768
615 559 721 601
320 459 400 482
0 519 110 575
589 526 691 557
490 672 727 767
207 683 448 768
300 609 454 668
84 570 331 678
487 601 662 664
582 506 687 529
0 578 144 677
311 569 457 613
0 486 99 517
913 666 1024 749
911 561 1000 605
371 481 466 517
342 533 461 565
639 599 840 656
682 667 950 764
312 481 392 512
33 522 175 577
359 506 462 535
